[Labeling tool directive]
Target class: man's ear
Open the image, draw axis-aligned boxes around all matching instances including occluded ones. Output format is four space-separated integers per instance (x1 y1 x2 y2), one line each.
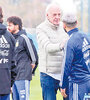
46 13 48 17
46 13 49 20
63 23 66 29
15 25 19 30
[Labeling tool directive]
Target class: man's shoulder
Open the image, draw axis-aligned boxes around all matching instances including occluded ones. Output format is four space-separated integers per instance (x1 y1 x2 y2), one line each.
5 30 11 36
20 33 30 41
5 31 15 40
67 33 79 47
36 21 47 30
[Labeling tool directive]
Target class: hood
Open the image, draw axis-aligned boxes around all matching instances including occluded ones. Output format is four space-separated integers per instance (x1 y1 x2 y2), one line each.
0 23 7 35
13 29 27 39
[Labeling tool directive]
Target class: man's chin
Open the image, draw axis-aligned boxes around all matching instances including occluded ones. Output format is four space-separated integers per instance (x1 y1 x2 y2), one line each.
54 23 59 26
54 22 60 25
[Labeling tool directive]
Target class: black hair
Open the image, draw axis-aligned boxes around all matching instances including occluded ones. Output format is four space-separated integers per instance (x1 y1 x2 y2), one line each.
0 6 3 23
7 16 22 30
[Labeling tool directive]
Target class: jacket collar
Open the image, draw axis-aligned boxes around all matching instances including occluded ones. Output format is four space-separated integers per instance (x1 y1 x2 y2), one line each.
13 29 26 39
67 28 79 36
45 19 60 30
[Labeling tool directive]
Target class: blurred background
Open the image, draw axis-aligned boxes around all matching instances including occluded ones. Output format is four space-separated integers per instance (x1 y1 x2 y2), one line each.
1 0 90 100
0 0 90 35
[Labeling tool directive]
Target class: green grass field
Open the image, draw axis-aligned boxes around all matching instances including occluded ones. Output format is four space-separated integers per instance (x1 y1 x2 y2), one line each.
30 68 63 100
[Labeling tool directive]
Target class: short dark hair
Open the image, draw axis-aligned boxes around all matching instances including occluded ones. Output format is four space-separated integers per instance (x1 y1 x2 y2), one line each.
0 6 3 23
7 16 22 30
63 21 77 28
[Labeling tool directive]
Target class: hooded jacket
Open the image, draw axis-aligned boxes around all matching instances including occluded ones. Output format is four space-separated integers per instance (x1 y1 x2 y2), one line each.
13 29 37 81
0 23 15 94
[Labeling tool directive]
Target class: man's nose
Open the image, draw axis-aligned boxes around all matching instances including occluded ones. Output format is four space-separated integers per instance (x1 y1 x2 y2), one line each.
56 15 60 18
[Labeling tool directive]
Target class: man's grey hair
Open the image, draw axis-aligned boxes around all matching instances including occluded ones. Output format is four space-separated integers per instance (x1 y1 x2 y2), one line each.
45 3 61 14
62 12 77 28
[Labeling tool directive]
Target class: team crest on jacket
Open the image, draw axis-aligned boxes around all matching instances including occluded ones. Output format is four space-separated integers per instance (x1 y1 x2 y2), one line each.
16 40 19 47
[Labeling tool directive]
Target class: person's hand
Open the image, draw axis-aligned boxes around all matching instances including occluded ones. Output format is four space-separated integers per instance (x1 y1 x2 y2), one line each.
60 40 67 50
60 88 67 98
10 87 12 94
60 43 65 50
31 64 35 69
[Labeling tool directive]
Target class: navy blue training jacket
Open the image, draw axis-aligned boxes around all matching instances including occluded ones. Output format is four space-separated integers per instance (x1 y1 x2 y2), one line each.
0 23 15 94
13 29 38 81
61 28 90 89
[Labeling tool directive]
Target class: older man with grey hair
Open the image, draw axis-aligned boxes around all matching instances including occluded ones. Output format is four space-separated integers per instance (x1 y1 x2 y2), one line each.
36 3 69 100
60 12 90 100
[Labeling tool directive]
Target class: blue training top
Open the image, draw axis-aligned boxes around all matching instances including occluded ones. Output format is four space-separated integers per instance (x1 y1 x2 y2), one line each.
61 28 90 89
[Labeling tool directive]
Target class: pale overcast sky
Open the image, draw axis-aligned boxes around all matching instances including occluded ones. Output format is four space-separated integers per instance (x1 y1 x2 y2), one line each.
52 0 77 14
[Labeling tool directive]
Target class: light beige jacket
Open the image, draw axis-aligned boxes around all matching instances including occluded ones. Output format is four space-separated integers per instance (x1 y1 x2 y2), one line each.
36 19 69 74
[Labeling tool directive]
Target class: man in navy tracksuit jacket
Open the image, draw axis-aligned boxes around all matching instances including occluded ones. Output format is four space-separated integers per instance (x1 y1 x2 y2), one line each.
60 12 90 100
7 16 38 100
0 7 15 100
